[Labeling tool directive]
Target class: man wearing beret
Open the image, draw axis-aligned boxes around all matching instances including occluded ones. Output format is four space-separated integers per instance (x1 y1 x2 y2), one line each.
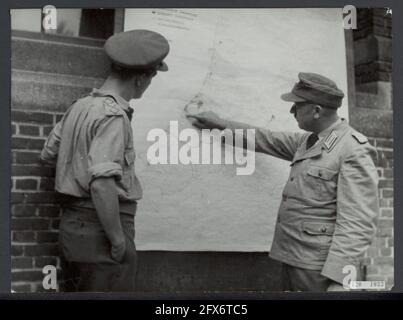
40 30 170 292
187 72 379 291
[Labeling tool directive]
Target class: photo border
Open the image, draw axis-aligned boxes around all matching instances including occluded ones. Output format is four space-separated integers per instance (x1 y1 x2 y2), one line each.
1 0 401 299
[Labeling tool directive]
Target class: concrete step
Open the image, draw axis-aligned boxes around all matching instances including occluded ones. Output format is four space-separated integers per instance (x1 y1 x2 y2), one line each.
12 30 110 78
12 69 103 112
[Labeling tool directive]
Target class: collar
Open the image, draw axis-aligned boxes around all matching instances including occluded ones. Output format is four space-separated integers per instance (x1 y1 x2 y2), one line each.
317 118 343 140
291 118 349 165
90 88 131 112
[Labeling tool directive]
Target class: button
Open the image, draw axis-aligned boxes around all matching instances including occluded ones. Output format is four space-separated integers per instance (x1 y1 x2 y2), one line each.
320 227 327 233
290 177 294 182
318 172 322 177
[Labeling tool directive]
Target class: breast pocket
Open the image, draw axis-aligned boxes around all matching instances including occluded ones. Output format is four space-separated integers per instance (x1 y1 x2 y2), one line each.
304 166 338 201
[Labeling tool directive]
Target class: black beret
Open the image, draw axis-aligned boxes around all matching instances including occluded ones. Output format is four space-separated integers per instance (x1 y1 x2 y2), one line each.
281 72 344 108
104 29 170 71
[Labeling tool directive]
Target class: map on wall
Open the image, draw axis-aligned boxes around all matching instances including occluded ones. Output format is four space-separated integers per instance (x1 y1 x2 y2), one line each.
124 8 349 251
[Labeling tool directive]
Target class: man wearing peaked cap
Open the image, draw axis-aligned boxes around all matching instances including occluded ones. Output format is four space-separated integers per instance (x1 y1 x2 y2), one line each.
187 72 379 292
104 29 170 72
40 29 170 292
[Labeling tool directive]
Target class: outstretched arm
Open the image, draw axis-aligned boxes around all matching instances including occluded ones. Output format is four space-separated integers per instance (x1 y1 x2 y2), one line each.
187 111 307 162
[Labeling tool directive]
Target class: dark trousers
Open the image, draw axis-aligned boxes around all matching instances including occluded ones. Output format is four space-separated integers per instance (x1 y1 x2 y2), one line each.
58 206 137 292
281 263 331 292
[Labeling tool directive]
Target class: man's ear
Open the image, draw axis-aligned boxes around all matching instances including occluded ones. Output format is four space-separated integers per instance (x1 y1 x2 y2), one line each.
134 76 142 88
313 105 322 119
314 105 323 114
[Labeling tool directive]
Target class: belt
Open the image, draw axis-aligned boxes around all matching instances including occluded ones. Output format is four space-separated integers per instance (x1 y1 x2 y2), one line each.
63 196 137 216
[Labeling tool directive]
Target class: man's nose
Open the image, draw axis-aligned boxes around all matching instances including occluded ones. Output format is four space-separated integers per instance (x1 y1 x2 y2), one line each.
290 104 296 115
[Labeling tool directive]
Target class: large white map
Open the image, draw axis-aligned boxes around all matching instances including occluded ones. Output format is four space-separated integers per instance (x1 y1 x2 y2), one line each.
124 9 349 251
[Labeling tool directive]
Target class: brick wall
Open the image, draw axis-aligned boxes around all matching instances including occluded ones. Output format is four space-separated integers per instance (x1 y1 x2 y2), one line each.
352 8 393 289
11 110 65 292
363 137 394 289
10 31 105 292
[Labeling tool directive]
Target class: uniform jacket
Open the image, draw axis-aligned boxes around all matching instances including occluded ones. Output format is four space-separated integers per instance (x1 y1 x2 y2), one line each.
40 89 143 214
254 119 379 284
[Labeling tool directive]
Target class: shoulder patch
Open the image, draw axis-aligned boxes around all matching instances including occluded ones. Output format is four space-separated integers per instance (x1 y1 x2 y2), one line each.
351 131 368 144
324 131 338 151
103 97 124 116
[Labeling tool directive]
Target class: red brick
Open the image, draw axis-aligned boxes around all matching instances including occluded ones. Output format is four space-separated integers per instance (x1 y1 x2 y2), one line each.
373 256 394 265
379 199 389 207
11 284 32 293
379 150 393 159
377 219 393 228
377 155 389 168
381 208 393 218
11 257 33 269
11 245 24 256
12 137 46 151
36 231 59 243
12 110 53 125
37 205 60 217
12 231 35 242
12 205 37 217
375 139 393 149
365 265 379 274
12 164 55 177
381 189 393 198
13 151 41 165
383 169 393 179
12 270 44 282
19 125 40 136
380 247 393 257
24 243 59 256
376 227 393 237
366 274 386 282
11 218 50 231
34 256 58 268
43 126 54 136
379 179 393 188
39 177 55 191
362 257 372 265
388 238 394 247
55 114 64 122
374 237 388 247
50 218 61 230
11 192 64 204
15 179 38 191
366 247 378 257
380 264 394 275
12 124 16 135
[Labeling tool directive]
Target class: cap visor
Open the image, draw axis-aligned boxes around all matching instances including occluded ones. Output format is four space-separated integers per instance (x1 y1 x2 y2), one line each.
157 61 168 72
280 92 307 103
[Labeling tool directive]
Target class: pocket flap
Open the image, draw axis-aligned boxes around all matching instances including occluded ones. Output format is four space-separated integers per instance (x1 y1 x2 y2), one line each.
302 221 335 236
306 166 337 181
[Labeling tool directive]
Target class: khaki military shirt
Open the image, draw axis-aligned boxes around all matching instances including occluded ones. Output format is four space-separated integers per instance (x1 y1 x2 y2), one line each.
254 119 379 284
41 89 143 214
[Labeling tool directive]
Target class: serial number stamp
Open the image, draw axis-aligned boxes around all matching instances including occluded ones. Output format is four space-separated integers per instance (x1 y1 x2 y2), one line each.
350 280 386 290
155 304 248 317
